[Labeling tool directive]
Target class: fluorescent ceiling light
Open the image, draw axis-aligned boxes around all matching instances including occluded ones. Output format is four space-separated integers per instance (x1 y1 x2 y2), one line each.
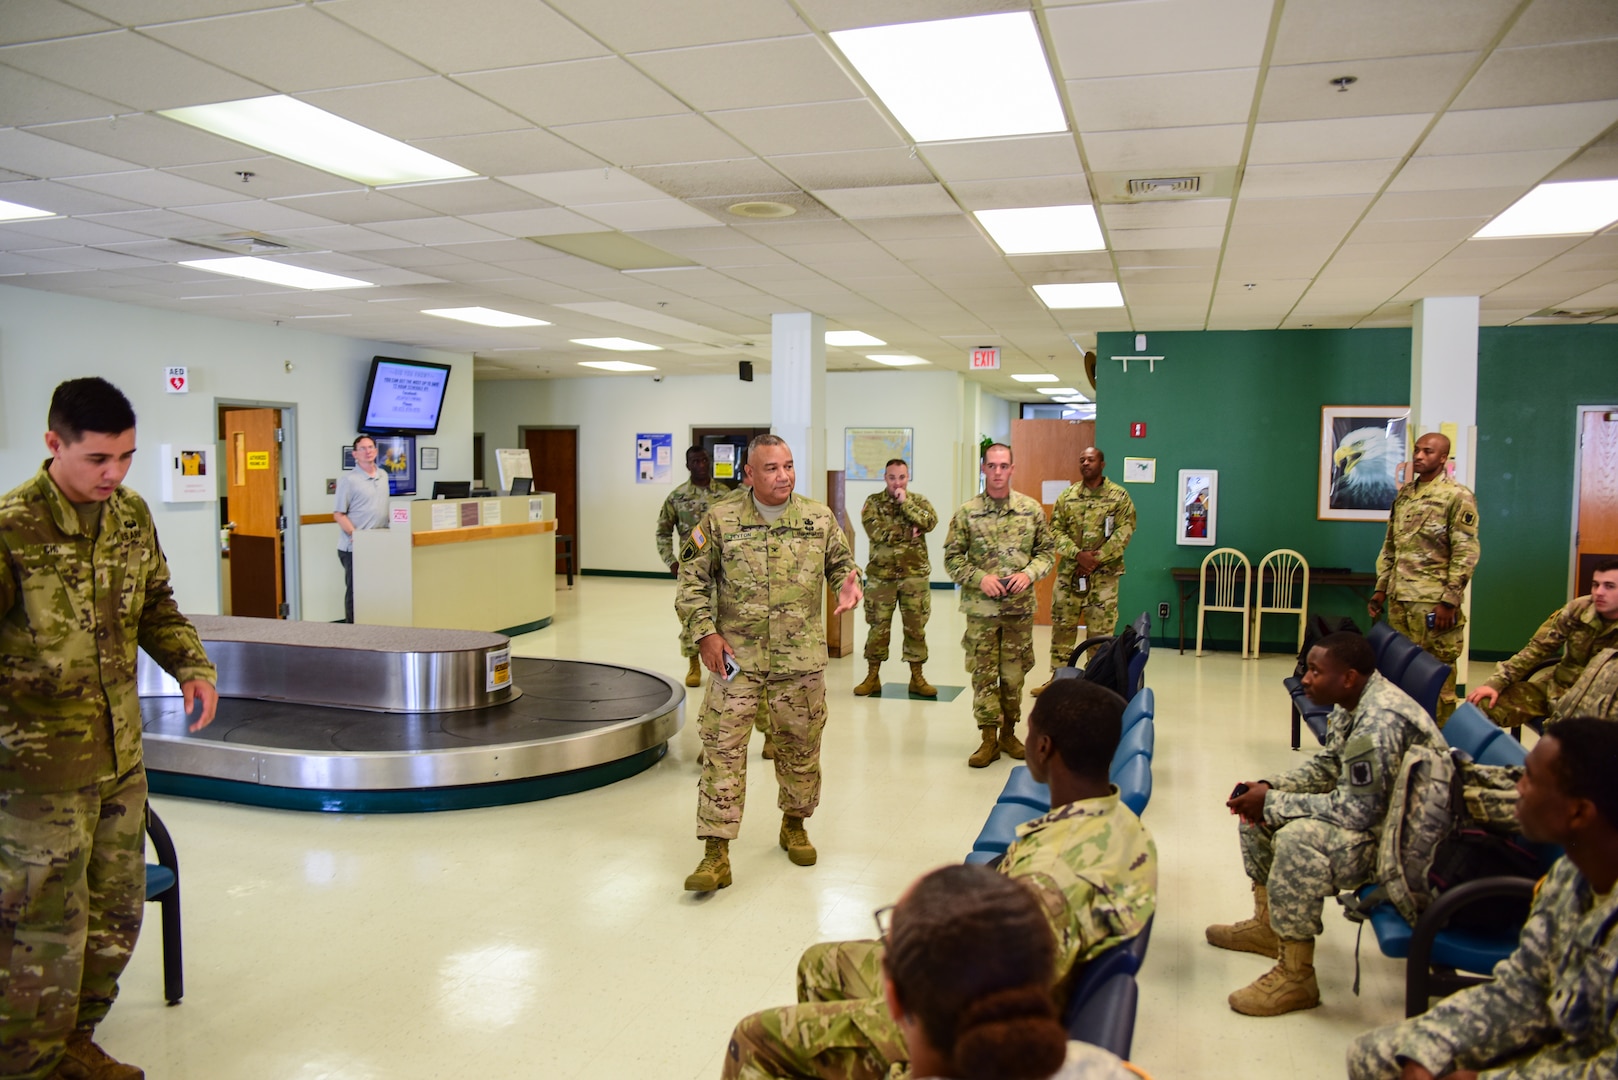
180 256 372 290
976 206 1104 254
826 330 886 347
423 307 549 328
830 13 1065 143
571 337 662 351
866 354 930 367
1036 387 1082 395
1033 282 1125 309
579 360 657 372
0 199 57 222
1474 179 1618 238
160 96 475 187
1052 396 1090 404
1011 373 1059 383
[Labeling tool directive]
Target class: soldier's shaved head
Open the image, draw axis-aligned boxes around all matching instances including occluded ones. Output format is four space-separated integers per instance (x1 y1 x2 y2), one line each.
1415 432 1451 456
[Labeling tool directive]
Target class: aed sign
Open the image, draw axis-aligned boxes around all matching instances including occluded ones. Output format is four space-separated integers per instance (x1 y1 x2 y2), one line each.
165 366 188 393
969 347 1000 370
1129 422 1147 438
246 451 270 470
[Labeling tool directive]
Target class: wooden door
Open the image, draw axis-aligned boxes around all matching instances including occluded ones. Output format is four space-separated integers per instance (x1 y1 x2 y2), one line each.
525 428 577 574
223 408 283 618
1009 418 1095 624
1575 408 1618 596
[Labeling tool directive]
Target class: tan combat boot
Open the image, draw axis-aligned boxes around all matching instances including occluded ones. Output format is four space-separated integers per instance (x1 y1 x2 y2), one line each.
60 1029 143 1080
1228 939 1321 1016
685 656 702 688
968 728 1001 768
998 719 1025 759
907 663 937 698
684 838 732 892
1029 673 1056 697
761 733 776 759
1205 883 1281 958
853 664 882 696
780 814 817 865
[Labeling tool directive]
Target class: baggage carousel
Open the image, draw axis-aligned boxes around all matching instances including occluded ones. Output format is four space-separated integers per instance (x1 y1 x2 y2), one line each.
139 617 685 813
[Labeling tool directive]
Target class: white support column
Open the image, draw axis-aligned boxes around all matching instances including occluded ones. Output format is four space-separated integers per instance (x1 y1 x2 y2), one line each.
771 312 826 500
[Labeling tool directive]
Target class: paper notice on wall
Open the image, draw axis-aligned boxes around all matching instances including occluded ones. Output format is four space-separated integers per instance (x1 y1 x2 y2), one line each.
483 501 501 526
1040 479 1072 505
528 498 545 522
460 501 480 527
391 506 411 525
430 502 458 530
486 647 511 692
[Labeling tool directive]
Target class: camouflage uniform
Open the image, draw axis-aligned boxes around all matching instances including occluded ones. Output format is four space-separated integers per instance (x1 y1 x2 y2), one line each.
1239 673 1447 940
723 791 1157 1079
0 464 215 1079
1375 473 1481 722
676 493 857 840
1347 856 1617 1079
1481 596 1618 730
1048 479 1136 669
859 490 937 664
943 492 1055 730
656 480 719 659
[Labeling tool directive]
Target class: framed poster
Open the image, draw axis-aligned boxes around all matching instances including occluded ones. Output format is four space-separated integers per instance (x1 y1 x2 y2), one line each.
1319 406 1408 521
373 434 416 496
636 433 673 484
844 427 914 480
1122 457 1156 484
420 446 439 470
341 445 355 471
1177 469 1217 547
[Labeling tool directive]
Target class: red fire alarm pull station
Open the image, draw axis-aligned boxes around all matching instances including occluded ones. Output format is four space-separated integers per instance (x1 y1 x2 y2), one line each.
1129 422 1147 438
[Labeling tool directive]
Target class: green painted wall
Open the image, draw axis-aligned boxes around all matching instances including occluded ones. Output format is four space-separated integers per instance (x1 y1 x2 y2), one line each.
1094 325 1618 657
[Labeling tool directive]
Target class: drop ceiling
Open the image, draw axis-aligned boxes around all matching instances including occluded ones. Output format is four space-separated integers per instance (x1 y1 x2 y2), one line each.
0 0 1614 399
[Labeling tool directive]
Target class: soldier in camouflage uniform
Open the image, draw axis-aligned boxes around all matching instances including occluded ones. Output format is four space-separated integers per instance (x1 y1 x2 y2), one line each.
1209 632 1446 1017
1 379 217 1080
943 444 1055 768
1467 559 1618 729
1348 715 1618 1080
720 678 1156 1080
675 436 861 892
656 445 718 688
1036 447 1136 694
1370 433 1481 723
854 458 938 699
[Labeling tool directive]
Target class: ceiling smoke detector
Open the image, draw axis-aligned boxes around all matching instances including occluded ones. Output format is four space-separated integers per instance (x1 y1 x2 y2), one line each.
1126 176 1201 197
727 201 797 219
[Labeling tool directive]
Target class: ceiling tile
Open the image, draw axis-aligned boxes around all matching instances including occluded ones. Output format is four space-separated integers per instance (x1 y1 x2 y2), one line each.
1102 199 1231 230
0 178 147 215
501 168 668 206
549 0 804 52
1270 0 1519 65
626 159 795 199
63 168 260 208
1362 187 1525 222
1386 149 1570 191
77 208 223 238
1107 225 1226 249
709 100 902 157
1347 218 1484 243
1258 53 1479 123
1045 0 1273 80
177 199 339 232
630 36 858 112
1066 68 1259 133
1419 101 1618 156
793 0 1008 33
0 127 139 178
455 58 687 128
551 114 751 167
0 216 154 247
1248 114 1432 165
577 200 723 230
319 0 608 73
1453 39 1618 109
1240 159 1401 198
687 191 836 222
299 78 529 143
767 148 936 189
948 176 1093 210
0 1 117 46
19 113 270 170
0 30 268 111
161 156 362 199
268 189 435 224
0 64 126 127
1330 240 1456 265
920 136 1081 182
381 179 543 216
1082 124 1246 172
811 184 960 219
1233 195 1373 226
1500 0 1618 48
416 130 606 177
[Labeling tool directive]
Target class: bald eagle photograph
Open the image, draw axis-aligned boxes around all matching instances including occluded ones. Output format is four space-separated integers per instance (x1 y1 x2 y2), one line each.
1319 407 1409 521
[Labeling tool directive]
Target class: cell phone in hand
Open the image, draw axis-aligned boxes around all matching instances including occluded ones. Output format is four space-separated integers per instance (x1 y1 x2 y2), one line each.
1426 610 1437 629
1230 783 1250 800
722 653 740 681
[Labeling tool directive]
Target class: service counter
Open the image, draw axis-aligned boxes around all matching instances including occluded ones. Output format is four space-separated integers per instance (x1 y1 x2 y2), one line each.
353 493 556 634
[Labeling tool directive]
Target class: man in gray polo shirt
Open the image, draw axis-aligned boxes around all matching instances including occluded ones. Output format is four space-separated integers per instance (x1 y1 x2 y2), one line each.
334 433 390 622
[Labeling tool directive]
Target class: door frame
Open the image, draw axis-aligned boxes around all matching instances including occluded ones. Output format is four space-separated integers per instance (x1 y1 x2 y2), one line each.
1568 404 1618 599
519 424 579 569
215 398 302 620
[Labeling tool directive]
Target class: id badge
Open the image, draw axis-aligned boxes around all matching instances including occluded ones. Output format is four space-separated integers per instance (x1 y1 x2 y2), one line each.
1078 575 1089 593
1104 515 1114 538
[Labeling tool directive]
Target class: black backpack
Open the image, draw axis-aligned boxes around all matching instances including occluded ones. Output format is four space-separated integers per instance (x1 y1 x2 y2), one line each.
1294 614 1361 679
1066 624 1142 700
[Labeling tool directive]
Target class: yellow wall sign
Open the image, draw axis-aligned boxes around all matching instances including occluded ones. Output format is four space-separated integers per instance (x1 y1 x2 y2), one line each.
246 451 271 470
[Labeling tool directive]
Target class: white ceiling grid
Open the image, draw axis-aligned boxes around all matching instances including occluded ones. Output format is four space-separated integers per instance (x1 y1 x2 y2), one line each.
0 0 1610 396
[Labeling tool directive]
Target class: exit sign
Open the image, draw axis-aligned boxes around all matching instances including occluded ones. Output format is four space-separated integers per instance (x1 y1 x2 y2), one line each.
969 347 1000 370
1130 422 1147 438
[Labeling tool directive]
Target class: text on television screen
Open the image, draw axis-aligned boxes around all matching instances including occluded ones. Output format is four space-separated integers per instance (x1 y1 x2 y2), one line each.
363 361 448 430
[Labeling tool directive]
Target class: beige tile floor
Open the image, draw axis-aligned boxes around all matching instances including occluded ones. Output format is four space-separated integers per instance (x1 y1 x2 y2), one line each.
107 577 1415 1079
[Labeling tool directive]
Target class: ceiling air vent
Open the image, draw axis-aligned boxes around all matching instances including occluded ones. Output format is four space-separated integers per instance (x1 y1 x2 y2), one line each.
1127 176 1201 197
177 231 312 256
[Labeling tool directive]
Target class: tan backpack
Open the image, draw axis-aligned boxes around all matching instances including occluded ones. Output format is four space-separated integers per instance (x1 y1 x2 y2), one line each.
1550 647 1618 723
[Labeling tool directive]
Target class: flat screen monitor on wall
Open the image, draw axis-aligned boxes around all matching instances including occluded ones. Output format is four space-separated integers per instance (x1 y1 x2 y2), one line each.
358 357 451 434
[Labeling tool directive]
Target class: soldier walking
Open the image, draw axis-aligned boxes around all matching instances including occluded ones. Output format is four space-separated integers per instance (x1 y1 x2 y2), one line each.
853 458 938 698
1369 432 1480 722
1 378 219 1080
675 435 861 892
943 443 1055 768
656 445 717 688
1035 446 1135 694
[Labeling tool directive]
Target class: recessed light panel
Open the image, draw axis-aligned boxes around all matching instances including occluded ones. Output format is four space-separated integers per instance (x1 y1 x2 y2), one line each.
1033 283 1125 309
579 360 657 372
826 331 886 347
0 199 56 222
160 96 475 187
572 338 662 352
830 13 1065 143
866 354 930 367
1036 387 1081 395
180 256 372 290
1474 179 1618 238
423 307 549 328
1010 373 1060 383
975 206 1104 254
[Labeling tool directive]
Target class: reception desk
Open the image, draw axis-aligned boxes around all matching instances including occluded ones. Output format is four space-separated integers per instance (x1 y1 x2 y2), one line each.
353 494 556 634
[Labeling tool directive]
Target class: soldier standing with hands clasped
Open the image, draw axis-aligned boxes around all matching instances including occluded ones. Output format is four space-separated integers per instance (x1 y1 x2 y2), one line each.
676 435 861 892
853 458 938 698
656 445 717 688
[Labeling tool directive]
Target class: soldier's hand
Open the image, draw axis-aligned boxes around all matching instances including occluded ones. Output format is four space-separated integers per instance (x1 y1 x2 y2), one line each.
1432 602 1456 630
667 563 679 576
893 489 906 503
980 574 1007 597
1466 685 1499 708
1226 781 1269 824
1074 551 1100 574
182 679 219 733
833 570 863 616
1005 572 1033 594
698 634 734 675
1367 591 1385 620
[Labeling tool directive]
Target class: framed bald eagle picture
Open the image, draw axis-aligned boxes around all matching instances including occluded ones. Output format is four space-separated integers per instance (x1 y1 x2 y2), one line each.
1319 406 1409 521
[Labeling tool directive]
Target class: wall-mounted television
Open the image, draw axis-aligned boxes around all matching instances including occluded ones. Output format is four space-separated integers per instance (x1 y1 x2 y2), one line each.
358 357 451 434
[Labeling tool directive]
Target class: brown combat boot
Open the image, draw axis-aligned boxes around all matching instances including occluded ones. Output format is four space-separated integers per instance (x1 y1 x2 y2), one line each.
1228 939 1321 1016
907 663 937 698
853 664 882 696
1029 673 1055 697
779 815 817 865
684 838 732 892
59 1030 143 1080
1205 883 1281 958
998 719 1025 759
968 728 1001 768
685 656 702 687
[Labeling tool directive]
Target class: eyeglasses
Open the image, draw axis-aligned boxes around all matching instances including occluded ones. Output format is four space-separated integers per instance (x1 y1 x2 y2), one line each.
873 904 896 941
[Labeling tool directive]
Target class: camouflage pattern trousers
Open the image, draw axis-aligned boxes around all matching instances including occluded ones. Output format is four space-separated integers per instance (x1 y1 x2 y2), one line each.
1049 571 1121 671
1347 1025 1556 1080
1483 668 1561 731
697 671 826 840
722 939 905 1080
0 768 147 1080
1385 601 1465 723
1239 815 1376 940
862 576 930 664
962 613 1035 731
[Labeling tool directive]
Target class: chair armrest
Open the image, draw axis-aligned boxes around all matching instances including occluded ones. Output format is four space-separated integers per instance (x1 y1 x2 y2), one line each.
146 805 179 872
1405 876 1535 1017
